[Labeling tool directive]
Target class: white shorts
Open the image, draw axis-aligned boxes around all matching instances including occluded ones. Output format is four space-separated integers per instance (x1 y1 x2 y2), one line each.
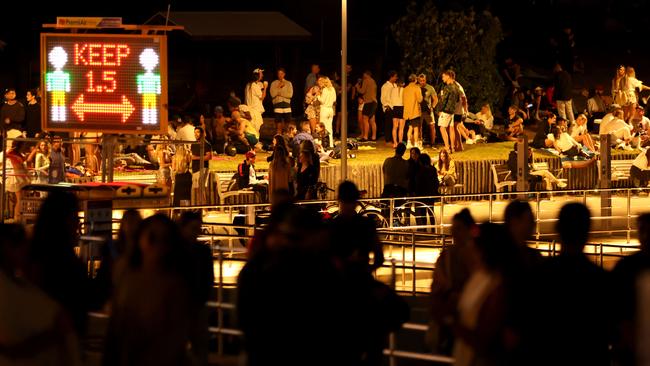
438 112 453 127
358 102 364 112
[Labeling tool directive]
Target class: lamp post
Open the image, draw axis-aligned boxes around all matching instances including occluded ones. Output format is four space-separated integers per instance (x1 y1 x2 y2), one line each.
340 0 348 181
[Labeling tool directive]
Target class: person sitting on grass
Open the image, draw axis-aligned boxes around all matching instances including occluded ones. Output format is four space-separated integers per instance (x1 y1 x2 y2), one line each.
505 105 525 141
570 114 597 153
531 113 556 149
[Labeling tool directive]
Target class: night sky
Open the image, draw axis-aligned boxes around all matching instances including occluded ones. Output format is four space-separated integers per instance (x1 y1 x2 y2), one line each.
2 0 650 112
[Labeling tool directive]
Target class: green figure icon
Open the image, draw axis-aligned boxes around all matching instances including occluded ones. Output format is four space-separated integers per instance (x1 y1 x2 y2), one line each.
46 46 71 121
137 48 161 125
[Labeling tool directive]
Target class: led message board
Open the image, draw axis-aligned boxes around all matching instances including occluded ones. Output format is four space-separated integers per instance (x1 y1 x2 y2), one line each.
41 34 167 134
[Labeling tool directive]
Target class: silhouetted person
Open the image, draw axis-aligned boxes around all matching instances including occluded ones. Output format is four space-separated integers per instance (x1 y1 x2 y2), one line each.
414 153 439 229
103 214 192 366
29 191 89 337
527 203 611 366
430 208 476 355
92 209 142 310
453 223 513 366
611 213 650 365
179 211 214 366
330 181 384 273
238 205 350 366
381 143 409 198
0 224 82 365
503 201 543 362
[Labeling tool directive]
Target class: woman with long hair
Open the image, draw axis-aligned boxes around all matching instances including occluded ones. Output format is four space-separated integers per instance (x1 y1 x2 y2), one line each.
34 139 50 184
103 214 192 366
268 140 293 202
156 136 172 188
316 76 336 149
437 148 457 190
295 141 320 200
625 67 650 120
305 84 321 133
172 145 192 207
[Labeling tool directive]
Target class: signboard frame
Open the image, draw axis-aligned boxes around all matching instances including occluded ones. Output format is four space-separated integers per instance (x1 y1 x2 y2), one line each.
40 33 168 135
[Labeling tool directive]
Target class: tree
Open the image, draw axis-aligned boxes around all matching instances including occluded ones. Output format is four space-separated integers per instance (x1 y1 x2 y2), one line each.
391 1 504 110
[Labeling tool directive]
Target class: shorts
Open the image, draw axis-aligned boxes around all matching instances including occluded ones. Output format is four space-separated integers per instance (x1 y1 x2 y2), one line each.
362 102 377 117
408 118 422 128
453 114 463 123
422 112 434 125
438 112 453 127
392 106 404 119
358 102 364 112
274 112 292 124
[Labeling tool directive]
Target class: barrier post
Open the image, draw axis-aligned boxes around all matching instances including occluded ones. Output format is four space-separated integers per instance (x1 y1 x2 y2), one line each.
535 192 541 240
411 231 416 295
600 134 612 232
0 131 5 222
217 248 224 356
627 189 632 243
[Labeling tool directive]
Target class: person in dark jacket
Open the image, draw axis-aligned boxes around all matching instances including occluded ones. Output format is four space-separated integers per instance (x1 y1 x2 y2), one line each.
553 63 575 124
24 89 41 137
414 153 438 229
530 113 556 149
1 88 25 131
407 147 421 196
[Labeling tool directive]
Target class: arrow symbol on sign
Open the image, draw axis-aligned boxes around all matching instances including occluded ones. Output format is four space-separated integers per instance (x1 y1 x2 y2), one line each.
71 94 135 123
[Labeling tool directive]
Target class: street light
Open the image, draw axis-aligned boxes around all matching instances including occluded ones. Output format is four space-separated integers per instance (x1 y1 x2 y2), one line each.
341 0 348 180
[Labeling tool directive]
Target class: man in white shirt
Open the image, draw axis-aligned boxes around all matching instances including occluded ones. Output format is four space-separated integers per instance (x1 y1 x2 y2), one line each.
630 105 650 147
631 148 650 187
380 71 404 147
176 117 196 142
600 109 633 148
245 68 267 117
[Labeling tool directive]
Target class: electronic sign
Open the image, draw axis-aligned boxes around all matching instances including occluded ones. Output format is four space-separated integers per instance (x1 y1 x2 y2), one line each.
41 33 168 134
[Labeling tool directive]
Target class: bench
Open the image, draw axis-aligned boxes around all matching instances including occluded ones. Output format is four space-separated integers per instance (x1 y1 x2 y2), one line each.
597 159 634 182
491 164 516 193
212 172 262 205
531 162 568 187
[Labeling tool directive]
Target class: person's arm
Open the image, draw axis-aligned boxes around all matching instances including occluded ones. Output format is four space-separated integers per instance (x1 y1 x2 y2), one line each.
416 87 423 104
269 81 279 98
448 160 456 179
356 80 367 95
16 104 25 124
431 88 439 109
284 81 293 99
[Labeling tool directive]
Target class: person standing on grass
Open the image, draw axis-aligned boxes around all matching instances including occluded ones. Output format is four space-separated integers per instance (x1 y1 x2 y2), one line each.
438 70 460 153
381 71 404 148
355 71 378 141
270 68 293 135
403 74 423 149
419 74 438 147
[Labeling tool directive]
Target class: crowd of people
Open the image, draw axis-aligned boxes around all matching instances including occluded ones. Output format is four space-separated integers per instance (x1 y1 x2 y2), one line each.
2 181 650 365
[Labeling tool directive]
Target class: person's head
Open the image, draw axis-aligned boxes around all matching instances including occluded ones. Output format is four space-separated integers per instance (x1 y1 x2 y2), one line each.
576 114 588 126
299 121 311 133
409 147 421 161
132 214 187 273
508 105 518 115
388 70 398 83
617 65 626 77
626 66 636 78
338 180 360 215
38 140 49 154
26 89 37 103
299 149 312 166
471 223 515 272
451 208 477 248
230 110 241 122
194 126 204 140
51 136 62 151
638 213 650 250
636 105 646 118
227 96 241 112
116 209 143 257
547 112 557 124
4 88 16 101
441 70 455 84
315 122 326 134
395 142 406 157
480 104 492 115
345 64 352 73
418 73 427 86
311 64 320 75
179 210 203 243
252 68 264 81
32 191 80 256
551 126 561 139
245 150 256 164
595 85 605 95
407 74 417 84
214 106 224 118
614 108 625 119
182 115 193 126
363 70 372 80
557 117 568 131
317 76 332 89
553 63 563 73
504 200 534 246
418 153 432 167
557 203 590 254
438 147 450 164
286 124 297 137
277 67 286 80
273 134 286 148
534 86 544 96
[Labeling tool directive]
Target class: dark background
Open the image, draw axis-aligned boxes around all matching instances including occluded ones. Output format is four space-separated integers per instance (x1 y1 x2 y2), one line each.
1 0 649 117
